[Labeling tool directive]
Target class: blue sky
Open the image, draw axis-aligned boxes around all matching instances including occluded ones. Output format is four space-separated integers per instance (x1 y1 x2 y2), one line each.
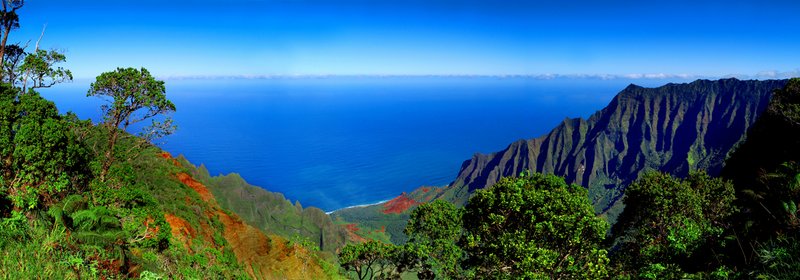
12 0 800 78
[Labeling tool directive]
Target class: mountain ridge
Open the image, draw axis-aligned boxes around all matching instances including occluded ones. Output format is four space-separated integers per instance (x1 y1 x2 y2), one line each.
441 78 786 213
333 78 789 243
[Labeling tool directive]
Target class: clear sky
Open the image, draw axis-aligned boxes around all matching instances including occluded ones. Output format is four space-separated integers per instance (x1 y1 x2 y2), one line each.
12 0 800 78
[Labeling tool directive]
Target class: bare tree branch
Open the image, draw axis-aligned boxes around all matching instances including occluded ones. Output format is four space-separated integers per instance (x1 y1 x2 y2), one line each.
34 23 45 51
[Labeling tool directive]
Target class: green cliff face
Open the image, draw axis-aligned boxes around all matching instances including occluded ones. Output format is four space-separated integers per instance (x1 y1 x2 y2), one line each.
335 78 789 243
183 160 349 256
443 79 787 216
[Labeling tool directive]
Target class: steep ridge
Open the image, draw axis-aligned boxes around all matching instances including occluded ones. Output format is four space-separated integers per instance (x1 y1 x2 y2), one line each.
333 78 788 243
159 153 335 279
443 78 787 213
181 159 350 256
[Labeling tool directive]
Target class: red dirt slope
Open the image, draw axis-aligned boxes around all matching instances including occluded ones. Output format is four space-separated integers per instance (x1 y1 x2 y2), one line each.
382 192 420 214
177 172 213 202
162 154 329 279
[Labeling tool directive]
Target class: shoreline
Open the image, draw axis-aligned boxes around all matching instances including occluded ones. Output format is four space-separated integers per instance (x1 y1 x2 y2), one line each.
326 199 390 215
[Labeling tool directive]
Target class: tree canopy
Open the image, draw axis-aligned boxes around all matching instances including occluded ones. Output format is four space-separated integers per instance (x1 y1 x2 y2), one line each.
404 199 464 279
87 67 175 181
462 172 610 279
611 171 736 278
0 84 89 210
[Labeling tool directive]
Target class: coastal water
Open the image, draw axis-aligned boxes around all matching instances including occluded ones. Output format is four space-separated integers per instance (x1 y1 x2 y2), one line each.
39 77 686 211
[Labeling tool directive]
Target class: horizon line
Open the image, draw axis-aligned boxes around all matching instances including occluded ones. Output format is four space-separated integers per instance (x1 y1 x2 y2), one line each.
68 70 800 81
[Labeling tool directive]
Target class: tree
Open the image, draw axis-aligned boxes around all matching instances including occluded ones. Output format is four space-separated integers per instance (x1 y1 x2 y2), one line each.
611 171 735 277
1 42 23 83
19 48 72 92
723 78 800 235
87 67 176 182
339 240 406 280
462 172 609 279
0 0 23 73
0 84 90 211
405 199 464 279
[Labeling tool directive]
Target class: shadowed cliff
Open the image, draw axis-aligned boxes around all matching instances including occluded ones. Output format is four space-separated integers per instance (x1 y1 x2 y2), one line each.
443 78 787 216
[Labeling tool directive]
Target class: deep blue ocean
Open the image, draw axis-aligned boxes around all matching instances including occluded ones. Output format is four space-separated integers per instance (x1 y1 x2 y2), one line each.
39 77 686 211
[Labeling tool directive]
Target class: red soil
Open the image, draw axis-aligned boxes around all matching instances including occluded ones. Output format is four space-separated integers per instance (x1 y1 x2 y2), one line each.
216 210 326 279
162 153 327 279
164 213 195 250
344 223 368 243
345 223 360 232
420 187 431 193
159 151 181 166
382 192 420 214
177 172 213 202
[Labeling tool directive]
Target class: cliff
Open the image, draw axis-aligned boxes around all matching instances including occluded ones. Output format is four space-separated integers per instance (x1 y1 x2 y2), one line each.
333 78 789 243
183 160 350 256
443 78 787 215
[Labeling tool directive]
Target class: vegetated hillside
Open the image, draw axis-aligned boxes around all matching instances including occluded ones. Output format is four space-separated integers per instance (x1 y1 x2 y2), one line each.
334 78 787 243
181 160 350 256
442 78 786 214
155 153 338 279
162 153 340 279
337 79 800 279
0 85 338 279
722 78 800 236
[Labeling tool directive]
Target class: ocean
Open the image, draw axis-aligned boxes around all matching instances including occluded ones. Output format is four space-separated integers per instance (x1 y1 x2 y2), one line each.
39 76 687 211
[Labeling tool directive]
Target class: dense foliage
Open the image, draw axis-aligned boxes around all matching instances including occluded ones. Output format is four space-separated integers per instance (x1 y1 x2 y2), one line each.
463 173 609 279
2 4 800 278
339 173 610 280
405 199 464 279
0 85 89 211
340 80 800 280
610 171 736 278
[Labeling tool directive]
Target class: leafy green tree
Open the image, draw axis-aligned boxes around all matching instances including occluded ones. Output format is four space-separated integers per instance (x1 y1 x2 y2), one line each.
19 48 72 92
0 0 23 71
405 199 464 279
87 67 176 181
339 240 406 280
611 171 735 277
0 84 90 211
462 172 610 279
2 43 24 83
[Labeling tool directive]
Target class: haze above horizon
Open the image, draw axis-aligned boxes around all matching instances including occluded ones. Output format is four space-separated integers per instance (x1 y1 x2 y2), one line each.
14 0 800 79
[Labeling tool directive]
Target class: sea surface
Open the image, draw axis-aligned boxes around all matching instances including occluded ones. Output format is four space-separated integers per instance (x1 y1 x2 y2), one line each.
39 76 688 211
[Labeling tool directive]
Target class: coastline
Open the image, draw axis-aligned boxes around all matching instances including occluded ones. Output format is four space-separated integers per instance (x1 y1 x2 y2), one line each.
326 199 390 215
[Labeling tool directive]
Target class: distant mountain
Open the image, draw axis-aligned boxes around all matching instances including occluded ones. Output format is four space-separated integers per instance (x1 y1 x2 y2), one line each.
443 78 787 215
334 78 788 242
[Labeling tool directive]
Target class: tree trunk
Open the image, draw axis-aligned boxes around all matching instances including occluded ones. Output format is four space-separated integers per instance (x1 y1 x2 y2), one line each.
0 24 11 80
100 127 119 182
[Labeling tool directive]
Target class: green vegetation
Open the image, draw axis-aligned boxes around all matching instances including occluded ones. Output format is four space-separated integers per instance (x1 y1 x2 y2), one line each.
0 10 336 276
340 173 610 279
0 61 258 277
405 199 463 279
2 3 800 278
339 79 800 279
463 173 609 279
183 160 349 258
88 67 176 182
440 79 786 216
334 78 788 246
610 171 736 278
